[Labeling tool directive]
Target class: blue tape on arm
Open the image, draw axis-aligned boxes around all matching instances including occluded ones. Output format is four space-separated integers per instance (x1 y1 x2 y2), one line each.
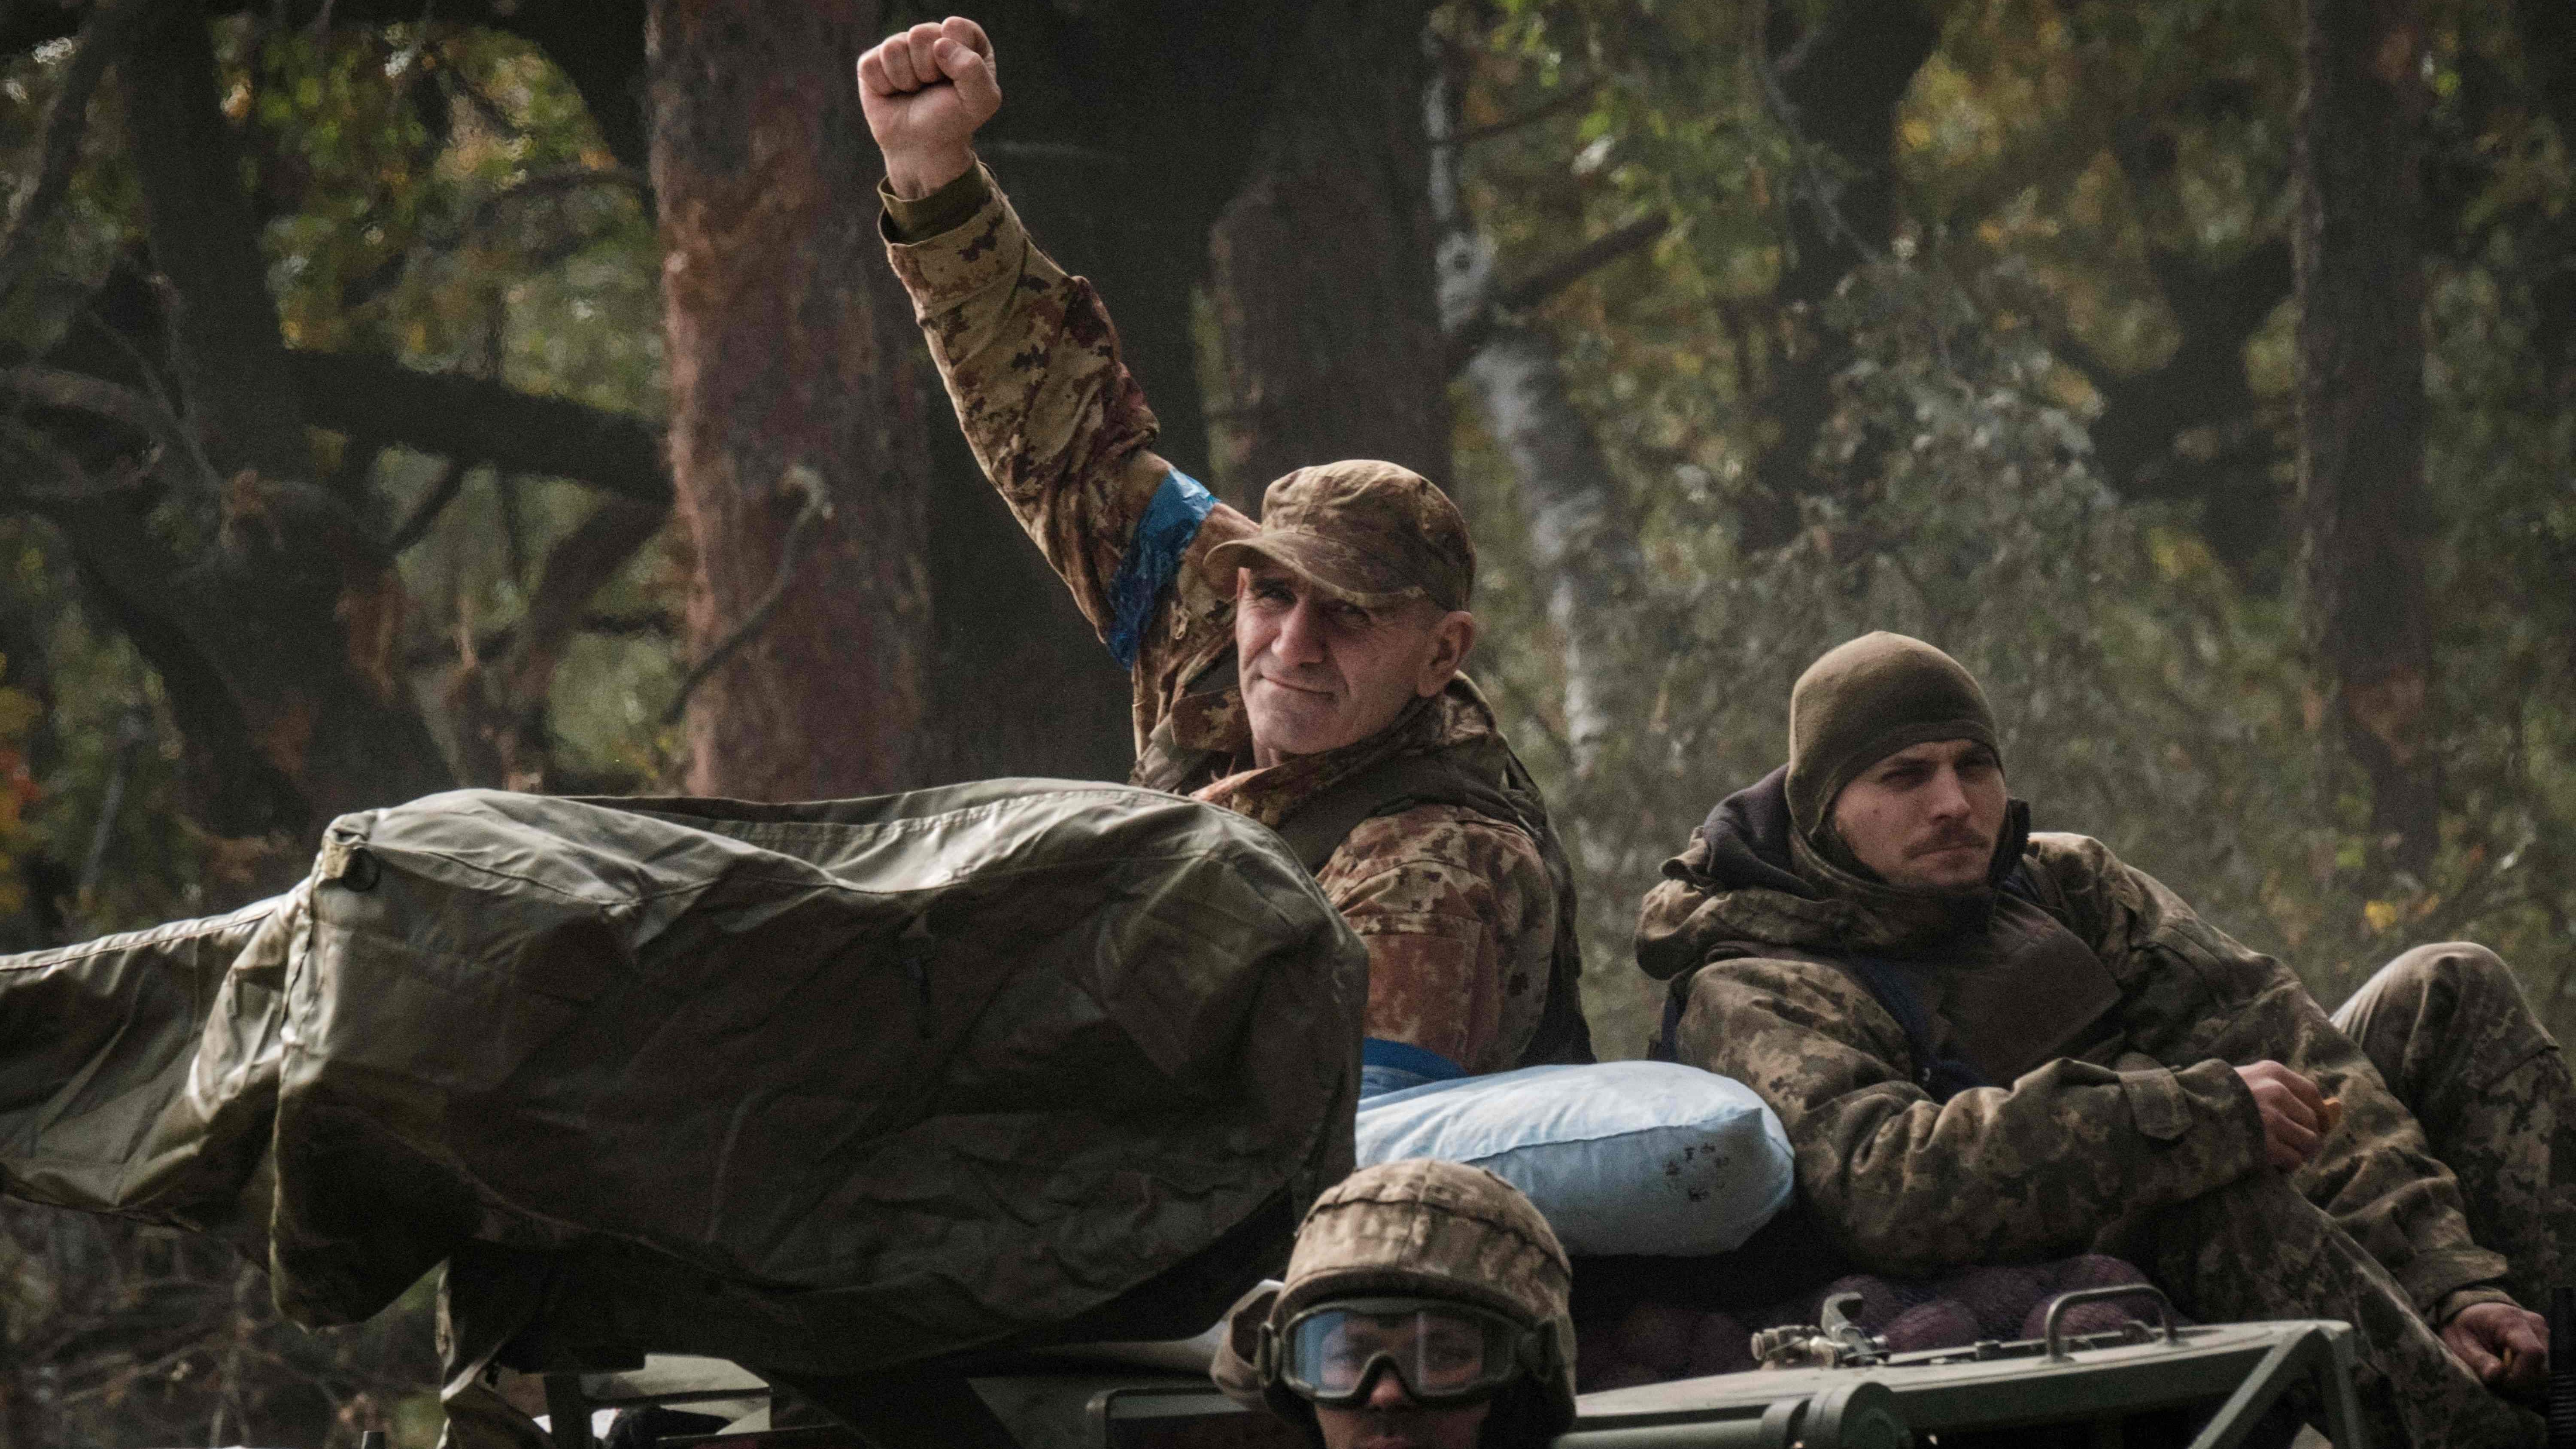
1359 1038 1470 1100
1363 1037 1467 1081
1104 468 1219 670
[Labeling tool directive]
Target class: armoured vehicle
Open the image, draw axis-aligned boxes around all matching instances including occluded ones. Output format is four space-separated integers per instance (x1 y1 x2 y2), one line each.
533 1284 2370 1449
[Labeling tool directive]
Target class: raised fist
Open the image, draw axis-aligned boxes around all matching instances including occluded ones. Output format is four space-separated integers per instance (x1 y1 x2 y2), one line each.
858 16 1000 199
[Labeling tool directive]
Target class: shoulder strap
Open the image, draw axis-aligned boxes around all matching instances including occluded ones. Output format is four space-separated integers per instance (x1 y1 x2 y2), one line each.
1269 738 1527 875
1657 945 1987 1102
1275 731 1595 1070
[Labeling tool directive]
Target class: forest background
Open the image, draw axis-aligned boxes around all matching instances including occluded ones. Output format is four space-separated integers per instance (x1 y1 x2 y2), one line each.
0 0 2567 1442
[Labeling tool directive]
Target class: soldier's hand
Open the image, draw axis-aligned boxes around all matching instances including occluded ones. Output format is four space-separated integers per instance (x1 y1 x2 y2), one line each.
2442 1301 2548 1394
857 17 999 198
2234 1060 2328 1171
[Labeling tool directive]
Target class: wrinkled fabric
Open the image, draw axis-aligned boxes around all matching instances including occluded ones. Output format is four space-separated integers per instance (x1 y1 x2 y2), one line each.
2337 942 2576 1321
1637 768 2538 1446
1639 782 2504 1314
883 169 1580 1074
2142 1173 2540 1447
1577 1253 2155 1391
0 783 1366 1376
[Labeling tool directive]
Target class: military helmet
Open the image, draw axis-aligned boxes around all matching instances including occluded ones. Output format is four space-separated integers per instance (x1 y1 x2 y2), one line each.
1215 1159 1577 1443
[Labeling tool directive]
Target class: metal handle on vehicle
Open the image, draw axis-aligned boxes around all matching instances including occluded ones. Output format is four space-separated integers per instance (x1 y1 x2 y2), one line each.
2041 1284 2180 1361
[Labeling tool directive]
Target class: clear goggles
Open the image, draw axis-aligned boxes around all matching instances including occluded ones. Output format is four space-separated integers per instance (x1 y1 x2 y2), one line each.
1273 1297 1537 1407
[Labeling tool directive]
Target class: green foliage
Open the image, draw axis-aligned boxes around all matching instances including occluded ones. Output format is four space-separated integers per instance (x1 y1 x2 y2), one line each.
1446 0 2576 1055
0 18 679 1445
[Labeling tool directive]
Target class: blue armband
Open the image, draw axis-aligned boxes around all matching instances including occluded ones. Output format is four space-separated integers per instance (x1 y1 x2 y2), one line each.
1103 468 1218 670
1360 1037 1469 1100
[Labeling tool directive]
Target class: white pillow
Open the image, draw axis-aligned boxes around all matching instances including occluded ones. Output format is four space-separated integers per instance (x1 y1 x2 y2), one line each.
1354 1061 1794 1258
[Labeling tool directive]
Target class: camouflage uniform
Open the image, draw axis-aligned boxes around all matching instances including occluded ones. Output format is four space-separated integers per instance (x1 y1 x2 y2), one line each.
882 166 1577 1076
2336 942 2576 1321
1636 769 2542 1447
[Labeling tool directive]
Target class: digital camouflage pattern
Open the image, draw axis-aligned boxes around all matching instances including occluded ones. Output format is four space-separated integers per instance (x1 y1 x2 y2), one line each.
1637 779 2543 1446
1214 1159 1580 1437
883 167 1575 1075
2337 942 2576 1322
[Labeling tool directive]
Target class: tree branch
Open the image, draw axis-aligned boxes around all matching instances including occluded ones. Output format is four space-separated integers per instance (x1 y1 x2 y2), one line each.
661 466 829 726
0 364 222 491
1442 213 1668 371
456 164 648 241
1454 81 1599 146
0 0 155 301
1496 211 1669 313
505 494 666 707
285 350 671 505
386 456 469 552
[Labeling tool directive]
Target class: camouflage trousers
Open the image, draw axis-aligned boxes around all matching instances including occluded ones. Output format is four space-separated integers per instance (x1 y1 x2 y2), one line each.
2134 943 2564 1448
2139 1172 2539 1448
2335 942 2576 1318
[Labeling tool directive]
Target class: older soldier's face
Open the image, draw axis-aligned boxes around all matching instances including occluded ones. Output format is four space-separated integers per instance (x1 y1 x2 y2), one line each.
1236 564 1476 766
1829 738 2007 890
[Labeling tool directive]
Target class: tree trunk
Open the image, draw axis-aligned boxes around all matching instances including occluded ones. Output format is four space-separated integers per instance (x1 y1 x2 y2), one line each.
1203 0 1449 505
2293 0 2439 873
1428 36 1641 769
1744 0 1939 548
106 0 453 857
648 0 936 799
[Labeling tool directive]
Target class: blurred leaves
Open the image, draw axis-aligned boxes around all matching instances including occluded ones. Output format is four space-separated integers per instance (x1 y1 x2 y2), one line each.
1445 0 2576 1052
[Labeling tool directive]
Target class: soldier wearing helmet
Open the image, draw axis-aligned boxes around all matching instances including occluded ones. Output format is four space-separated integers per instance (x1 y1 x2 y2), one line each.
859 18 1591 1098
1214 1159 1577 1449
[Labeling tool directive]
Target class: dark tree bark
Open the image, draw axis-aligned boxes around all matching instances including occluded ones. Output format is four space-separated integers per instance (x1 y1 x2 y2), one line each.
648 0 936 799
286 351 671 507
448 495 670 791
2294 0 2439 874
1203 0 1449 504
1428 33 1643 768
125 0 308 478
1744 0 1941 548
2515 0 2576 401
85 0 456 854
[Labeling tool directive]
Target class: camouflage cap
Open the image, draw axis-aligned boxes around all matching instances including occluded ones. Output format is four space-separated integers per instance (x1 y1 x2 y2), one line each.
1203 461 1475 613
1215 1159 1577 1440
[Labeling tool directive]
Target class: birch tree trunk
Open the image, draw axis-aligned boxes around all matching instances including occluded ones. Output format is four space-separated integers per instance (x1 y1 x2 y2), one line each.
1428 39 1641 770
2293 0 2439 873
649 0 936 799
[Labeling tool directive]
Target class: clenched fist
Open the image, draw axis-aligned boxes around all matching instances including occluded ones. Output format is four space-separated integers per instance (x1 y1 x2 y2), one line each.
857 16 999 199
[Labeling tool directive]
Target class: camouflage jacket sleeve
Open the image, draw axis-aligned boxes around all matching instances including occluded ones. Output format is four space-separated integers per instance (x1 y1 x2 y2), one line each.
1673 956 2267 1277
881 165 1249 741
1315 805 1557 1075
2029 833 2515 1317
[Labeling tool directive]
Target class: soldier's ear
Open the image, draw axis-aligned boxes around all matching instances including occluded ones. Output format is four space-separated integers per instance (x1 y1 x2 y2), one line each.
1418 609 1476 696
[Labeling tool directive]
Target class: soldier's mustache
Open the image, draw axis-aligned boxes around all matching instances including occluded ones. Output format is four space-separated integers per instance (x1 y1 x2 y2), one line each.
1911 826 1991 856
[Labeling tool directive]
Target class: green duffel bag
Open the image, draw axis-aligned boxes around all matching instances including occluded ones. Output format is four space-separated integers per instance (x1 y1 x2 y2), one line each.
0 781 1364 1389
